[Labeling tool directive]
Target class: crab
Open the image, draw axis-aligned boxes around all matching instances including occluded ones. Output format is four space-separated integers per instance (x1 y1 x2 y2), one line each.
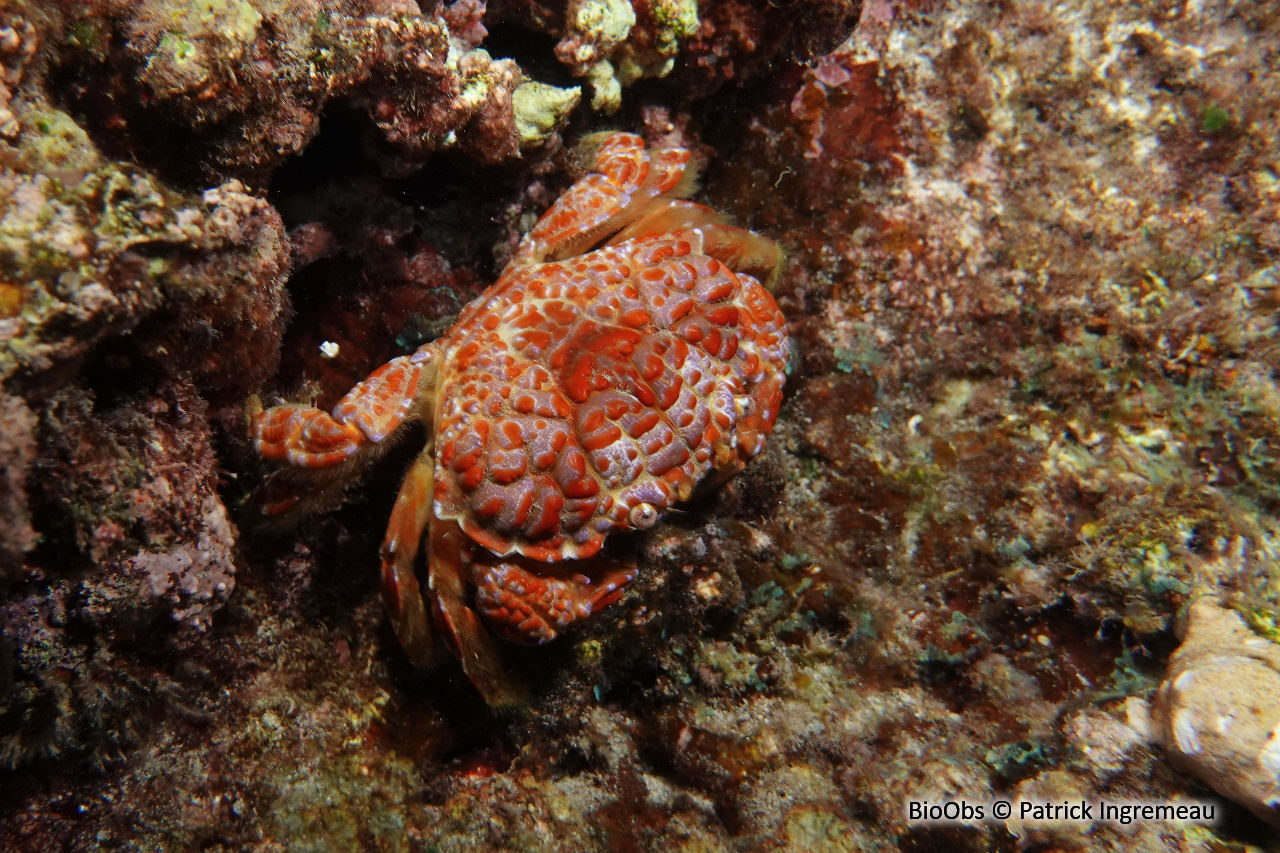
249 132 791 705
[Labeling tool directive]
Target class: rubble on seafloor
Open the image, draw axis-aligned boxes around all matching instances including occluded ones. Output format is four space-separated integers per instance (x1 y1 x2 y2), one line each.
1146 598 1280 827
1 0 1279 850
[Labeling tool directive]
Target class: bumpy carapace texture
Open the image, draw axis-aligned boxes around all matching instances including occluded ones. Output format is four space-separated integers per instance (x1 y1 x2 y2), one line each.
250 132 790 705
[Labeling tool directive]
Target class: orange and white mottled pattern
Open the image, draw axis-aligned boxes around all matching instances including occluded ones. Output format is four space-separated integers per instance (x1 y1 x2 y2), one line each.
434 234 789 563
249 132 790 705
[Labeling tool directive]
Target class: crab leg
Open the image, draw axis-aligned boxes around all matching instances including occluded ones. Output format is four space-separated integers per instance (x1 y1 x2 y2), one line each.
379 448 444 669
607 199 783 287
510 132 697 266
428 520 526 708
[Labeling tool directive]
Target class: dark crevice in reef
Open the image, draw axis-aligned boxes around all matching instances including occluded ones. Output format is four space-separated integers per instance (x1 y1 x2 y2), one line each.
268 105 372 217
481 23 576 89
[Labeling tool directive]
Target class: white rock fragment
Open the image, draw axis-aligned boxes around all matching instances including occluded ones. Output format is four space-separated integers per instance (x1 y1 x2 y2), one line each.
1151 598 1280 826
1063 708 1145 780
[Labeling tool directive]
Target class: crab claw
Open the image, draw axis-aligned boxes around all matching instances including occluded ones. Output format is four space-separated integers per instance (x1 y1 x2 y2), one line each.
250 354 426 468
251 404 366 468
472 562 639 645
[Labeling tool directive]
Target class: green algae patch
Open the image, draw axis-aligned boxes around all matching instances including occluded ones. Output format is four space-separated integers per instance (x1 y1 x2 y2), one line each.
1200 105 1231 134
23 107 100 170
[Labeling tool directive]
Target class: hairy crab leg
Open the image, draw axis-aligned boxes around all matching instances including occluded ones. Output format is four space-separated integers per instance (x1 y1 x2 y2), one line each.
428 521 526 708
379 448 444 668
247 402 380 519
252 403 366 469
606 199 783 287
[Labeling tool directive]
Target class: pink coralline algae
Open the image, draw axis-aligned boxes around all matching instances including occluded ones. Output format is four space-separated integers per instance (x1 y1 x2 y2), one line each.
1 378 237 766
0 19 35 139
0 393 37 577
38 379 238 641
111 497 237 634
250 132 790 704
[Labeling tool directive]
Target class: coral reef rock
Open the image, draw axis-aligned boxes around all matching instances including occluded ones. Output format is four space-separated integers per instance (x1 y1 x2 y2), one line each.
0 392 37 575
1 0 1280 849
489 0 863 109
50 0 581 182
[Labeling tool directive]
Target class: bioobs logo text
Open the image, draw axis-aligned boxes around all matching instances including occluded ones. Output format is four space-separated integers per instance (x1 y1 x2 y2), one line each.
907 800 988 823
906 797 1217 826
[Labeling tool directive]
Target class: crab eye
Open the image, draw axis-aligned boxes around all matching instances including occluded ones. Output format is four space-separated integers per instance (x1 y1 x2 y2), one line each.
628 502 659 529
